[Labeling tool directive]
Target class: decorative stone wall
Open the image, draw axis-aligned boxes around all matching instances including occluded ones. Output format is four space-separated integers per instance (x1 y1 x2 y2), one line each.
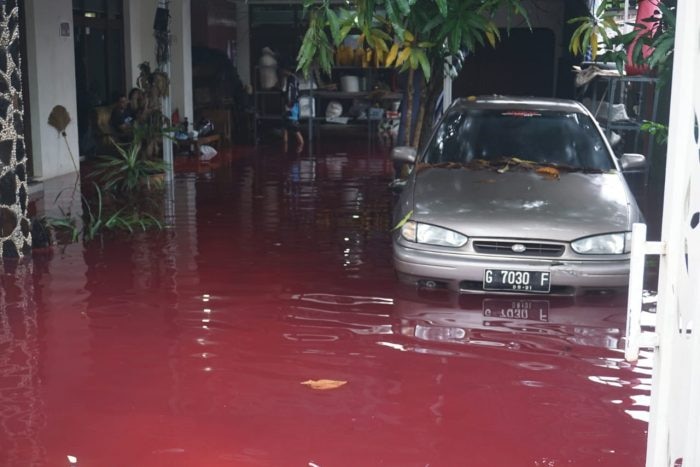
0 0 30 258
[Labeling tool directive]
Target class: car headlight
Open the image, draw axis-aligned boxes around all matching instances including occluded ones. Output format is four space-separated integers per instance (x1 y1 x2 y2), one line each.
400 221 468 248
571 232 631 254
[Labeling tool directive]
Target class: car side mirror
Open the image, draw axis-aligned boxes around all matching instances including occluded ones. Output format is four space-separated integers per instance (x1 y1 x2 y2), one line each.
619 153 646 172
391 146 417 165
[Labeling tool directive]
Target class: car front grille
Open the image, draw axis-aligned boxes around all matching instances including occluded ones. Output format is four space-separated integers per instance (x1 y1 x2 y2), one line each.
472 241 565 258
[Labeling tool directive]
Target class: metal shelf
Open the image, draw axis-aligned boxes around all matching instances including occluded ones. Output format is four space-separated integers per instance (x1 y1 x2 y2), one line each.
588 74 660 171
254 65 400 147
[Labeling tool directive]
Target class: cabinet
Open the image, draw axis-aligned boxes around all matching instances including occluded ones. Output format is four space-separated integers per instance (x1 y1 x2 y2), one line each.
253 66 401 146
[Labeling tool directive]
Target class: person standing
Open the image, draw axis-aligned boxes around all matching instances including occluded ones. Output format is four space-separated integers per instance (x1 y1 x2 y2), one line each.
280 67 304 152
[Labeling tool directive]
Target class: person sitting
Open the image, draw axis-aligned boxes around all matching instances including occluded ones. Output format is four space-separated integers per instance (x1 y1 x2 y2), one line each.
127 87 146 123
109 94 134 141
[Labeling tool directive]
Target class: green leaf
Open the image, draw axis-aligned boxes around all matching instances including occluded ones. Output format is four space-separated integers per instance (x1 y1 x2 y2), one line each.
371 28 392 42
421 15 443 35
582 27 593 59
590 26 598 60
451 25 462 52
396 46 412 66
395 0 410 15
568 15 592 24
409 50 418 69
416 48 431 81
327 8 341 46
392 210 413 231
339 24 353 40
436 0 448 17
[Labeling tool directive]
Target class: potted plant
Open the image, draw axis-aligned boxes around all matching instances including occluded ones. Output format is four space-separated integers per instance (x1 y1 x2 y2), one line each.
90 131 169 196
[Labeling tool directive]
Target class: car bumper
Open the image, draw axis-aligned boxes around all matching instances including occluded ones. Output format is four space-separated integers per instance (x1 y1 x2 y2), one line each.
393 243 630 295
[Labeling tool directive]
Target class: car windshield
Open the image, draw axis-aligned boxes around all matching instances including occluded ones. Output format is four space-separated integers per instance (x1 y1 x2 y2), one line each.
422 108 614 172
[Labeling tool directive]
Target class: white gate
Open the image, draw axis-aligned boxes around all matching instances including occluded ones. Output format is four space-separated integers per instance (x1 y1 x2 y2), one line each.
625 0 700 465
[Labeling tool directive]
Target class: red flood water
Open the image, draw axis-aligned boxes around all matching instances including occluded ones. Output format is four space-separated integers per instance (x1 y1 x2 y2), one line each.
0 145 650 466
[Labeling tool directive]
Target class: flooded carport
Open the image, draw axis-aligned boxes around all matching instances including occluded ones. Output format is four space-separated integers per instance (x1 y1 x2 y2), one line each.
0 144 650 466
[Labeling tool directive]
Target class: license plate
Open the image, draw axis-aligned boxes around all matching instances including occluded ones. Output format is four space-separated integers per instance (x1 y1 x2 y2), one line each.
482 298 550 322
483 269 551 293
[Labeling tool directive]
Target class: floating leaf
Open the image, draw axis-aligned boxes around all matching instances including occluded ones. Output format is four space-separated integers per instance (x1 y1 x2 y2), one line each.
392 210 413 231
536 166 560 180
301 379 348 390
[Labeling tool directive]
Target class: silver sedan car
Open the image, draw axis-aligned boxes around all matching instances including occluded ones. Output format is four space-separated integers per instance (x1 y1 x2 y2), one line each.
392 96 646 295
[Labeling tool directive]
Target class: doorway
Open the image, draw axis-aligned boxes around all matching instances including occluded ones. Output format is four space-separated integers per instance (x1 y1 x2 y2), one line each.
453 28 556 98
72 0 125 156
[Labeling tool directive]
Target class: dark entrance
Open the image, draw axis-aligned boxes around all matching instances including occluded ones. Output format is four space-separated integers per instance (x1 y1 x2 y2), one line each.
453 28 556 99
72 0 125 156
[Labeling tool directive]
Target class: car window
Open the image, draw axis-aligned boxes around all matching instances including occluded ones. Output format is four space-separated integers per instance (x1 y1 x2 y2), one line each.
422 109 614 171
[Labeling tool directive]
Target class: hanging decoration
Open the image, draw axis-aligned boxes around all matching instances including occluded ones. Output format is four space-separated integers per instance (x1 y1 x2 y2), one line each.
154 1 171 68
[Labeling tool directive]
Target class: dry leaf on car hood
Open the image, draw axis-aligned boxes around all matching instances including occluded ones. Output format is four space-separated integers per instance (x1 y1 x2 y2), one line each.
301 379 348 390
536 166 560 180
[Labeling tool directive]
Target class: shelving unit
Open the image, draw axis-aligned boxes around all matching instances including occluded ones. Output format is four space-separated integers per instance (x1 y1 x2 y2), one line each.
585 74 660 191
588 75 659 154
253 65 400 146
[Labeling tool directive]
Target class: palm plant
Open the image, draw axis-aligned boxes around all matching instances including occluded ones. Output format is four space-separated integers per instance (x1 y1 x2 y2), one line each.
568 0 675 82
568 0 676 140
568 2 628 65
297 0 528 148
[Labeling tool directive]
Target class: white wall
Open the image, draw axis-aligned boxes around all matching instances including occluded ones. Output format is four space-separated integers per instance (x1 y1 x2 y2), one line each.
24 0 80 180
170 0 194 123
123 0 144 89
236 2 251 86
125 0 193 123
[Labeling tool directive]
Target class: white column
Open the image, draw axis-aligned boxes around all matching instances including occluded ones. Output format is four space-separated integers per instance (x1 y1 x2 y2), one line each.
123 0 144 89
24 0 80 180
236 1 251 86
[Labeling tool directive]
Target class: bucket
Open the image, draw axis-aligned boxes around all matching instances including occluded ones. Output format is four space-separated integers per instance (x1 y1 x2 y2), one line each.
340 75 360 93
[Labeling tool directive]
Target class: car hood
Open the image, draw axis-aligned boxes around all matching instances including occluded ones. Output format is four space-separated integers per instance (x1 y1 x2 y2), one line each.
411 168 636 241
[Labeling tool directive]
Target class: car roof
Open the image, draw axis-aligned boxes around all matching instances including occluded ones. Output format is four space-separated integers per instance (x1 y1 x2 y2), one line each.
450 95 588 114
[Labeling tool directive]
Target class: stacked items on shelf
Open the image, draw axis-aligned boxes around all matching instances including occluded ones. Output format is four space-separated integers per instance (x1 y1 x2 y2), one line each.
252 40 403 145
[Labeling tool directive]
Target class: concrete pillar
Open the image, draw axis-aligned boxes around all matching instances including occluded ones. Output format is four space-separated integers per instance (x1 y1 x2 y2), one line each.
0 0 31 257
236 1 251 86
170 0 194 123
